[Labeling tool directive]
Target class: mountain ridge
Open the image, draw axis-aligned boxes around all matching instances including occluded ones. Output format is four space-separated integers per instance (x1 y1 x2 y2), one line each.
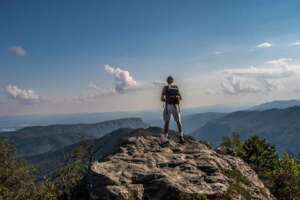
250 99 300 111
192 106 300 153
1 118 147 158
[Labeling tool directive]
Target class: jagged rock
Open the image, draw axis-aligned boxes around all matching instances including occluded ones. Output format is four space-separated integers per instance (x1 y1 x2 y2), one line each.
88 129 275 200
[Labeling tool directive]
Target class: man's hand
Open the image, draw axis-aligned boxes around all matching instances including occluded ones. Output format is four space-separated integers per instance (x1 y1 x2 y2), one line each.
161 96 166 102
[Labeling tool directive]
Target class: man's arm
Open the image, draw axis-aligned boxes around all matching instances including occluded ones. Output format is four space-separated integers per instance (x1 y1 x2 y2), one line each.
161 86 167 102
177 86 182 101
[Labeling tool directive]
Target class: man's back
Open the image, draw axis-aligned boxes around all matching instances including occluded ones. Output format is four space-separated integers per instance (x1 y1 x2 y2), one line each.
162 84 182 105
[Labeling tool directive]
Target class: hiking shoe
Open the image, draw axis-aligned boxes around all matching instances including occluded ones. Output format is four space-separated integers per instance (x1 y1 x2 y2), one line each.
160 133 169 144
179 136 185 144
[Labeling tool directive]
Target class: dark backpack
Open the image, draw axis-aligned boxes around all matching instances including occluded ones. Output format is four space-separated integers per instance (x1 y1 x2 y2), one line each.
165 85 180 104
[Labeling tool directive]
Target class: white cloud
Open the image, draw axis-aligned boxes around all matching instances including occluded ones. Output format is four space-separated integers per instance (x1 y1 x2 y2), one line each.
256 42 272 48
221 59 299 95
8 46 27 56
5 84 40 104
221 76 262 95
77 65 158 102
104 64 138 93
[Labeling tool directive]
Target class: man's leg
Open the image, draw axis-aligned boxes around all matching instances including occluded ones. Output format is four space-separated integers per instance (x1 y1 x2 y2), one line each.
164 120 170 136
163 105 171 138
173 105 184 142
176 120 182 134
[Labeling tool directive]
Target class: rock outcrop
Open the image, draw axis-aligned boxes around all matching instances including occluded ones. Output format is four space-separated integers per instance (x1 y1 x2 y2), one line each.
88 128 274 200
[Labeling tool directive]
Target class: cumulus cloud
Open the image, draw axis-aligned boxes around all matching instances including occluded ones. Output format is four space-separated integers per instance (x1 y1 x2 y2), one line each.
104 64 139 93
5 84 40 104
77 65 160 102
8 46 27 56
221 76 261 95
221 58 298 95
256 42 272 48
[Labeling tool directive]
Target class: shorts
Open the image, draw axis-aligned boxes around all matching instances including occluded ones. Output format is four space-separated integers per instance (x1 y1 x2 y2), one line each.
163 104 181 122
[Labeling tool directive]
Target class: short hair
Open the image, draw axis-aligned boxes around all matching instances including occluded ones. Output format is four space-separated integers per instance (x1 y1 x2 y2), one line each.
166 76 174 83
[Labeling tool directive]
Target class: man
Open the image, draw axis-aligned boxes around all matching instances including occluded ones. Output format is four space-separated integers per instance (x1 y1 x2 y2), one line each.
161 76 184 143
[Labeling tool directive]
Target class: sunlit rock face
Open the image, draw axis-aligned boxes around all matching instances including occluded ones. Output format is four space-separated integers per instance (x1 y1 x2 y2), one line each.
88 128 275 200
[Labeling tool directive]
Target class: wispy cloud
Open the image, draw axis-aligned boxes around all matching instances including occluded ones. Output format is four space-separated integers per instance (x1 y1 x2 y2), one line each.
265 58 292 67
256 42 272 48
213 51 223 55
221 58 298 95
5 84 40 104
290 42 300 46
8 46 27 57
153 80 165 86
204 88 217 95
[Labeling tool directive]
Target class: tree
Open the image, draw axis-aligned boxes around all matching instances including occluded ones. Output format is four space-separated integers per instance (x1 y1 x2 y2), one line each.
0 138 58 200
51 143 93 200
220 132 243 156
240 135 278 175
269 153 300 200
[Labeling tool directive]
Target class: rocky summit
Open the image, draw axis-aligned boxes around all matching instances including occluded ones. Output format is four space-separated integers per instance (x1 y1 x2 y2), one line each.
88 128 274 200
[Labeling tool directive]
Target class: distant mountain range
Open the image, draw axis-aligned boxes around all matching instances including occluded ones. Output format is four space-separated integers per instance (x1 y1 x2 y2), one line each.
2 99 300 132
148 112 225 134
1 118 147 158
181 112 226 133
0 103 247 132
0 111 157 132
192 106 300 154
250 99 300 111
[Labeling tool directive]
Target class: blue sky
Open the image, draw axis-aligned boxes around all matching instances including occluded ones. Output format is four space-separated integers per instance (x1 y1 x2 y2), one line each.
1 0 300 116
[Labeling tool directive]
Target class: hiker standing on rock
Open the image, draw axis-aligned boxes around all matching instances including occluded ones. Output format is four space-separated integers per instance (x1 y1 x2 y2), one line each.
161 76 184 143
